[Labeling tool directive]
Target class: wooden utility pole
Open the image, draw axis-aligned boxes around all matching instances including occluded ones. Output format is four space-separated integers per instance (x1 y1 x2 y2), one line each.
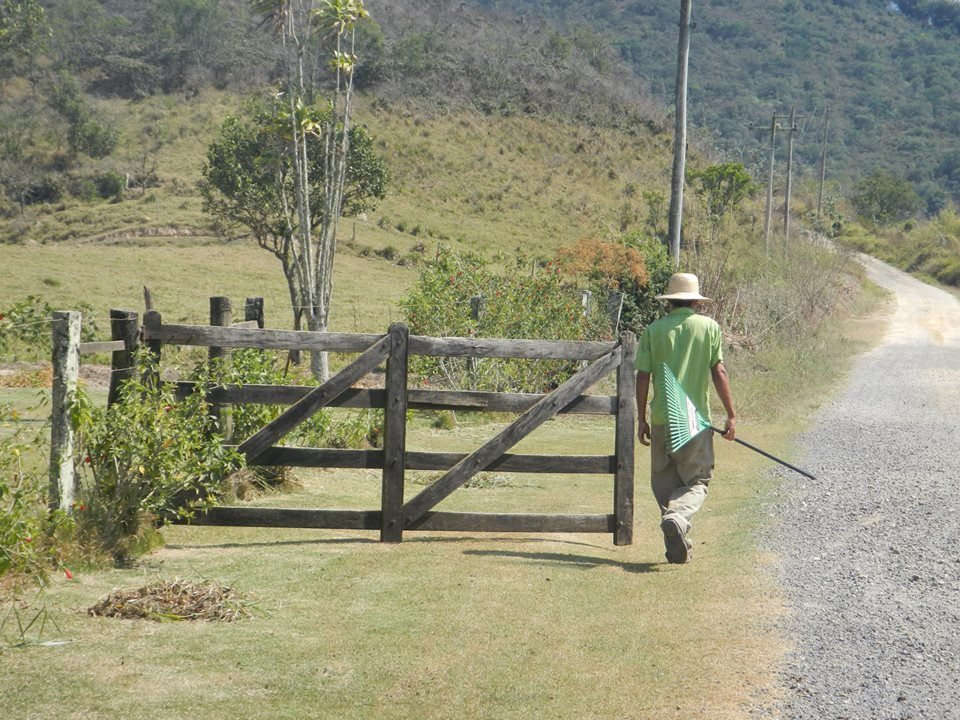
817 106 830 218
783 106 802 250
761 113 780 256
667 0 693 266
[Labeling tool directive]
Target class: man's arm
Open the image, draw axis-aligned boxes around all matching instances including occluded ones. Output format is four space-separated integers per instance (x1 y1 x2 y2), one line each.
710 361 737 441
635 370 651 446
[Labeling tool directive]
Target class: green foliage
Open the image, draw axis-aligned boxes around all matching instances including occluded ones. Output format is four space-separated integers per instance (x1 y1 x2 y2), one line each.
400 247 609 392
0 295 99 359
49 71 117 160
0 401 57 582
200 97 388 243
0 0 48 68
224 348 384 451
851 170 924 226
618 233 673 334
687 163 759 237
72 362 243 562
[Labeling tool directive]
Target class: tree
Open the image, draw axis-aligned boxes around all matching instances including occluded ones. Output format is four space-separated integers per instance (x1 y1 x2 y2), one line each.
230 0 373 379
199 97 387 350
0 0 48 74
688 162 758 243
851 170 924 226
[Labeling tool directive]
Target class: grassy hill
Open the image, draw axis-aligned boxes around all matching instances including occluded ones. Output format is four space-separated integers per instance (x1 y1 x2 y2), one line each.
477 0 960 215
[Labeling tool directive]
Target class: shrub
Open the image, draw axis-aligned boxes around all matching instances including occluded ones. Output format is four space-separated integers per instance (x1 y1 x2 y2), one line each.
72 363 244 563
401 247 609 392
0 405 57 583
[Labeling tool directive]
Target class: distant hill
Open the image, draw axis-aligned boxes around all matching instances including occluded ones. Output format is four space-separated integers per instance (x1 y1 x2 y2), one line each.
2 0 957 231
465 0 960 215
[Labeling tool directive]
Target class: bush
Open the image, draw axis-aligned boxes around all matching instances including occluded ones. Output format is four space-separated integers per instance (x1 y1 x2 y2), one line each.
401 247 609 392
0 405 57 583
72 363 243 563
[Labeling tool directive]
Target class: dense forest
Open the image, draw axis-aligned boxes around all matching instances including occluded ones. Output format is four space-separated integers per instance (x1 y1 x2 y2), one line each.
1 0 958 218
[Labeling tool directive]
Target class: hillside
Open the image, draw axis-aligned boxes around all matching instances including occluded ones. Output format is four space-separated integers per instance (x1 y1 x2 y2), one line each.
478 0 960 215
1 0 958 254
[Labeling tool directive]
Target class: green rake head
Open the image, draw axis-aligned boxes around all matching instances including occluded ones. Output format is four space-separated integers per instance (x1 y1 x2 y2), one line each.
660 363 711 454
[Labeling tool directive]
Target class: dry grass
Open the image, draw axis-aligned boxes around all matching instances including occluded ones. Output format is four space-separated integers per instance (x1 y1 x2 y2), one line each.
88 578 256 623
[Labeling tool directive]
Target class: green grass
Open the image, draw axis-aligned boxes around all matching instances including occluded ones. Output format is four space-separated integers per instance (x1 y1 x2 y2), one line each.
1 412 786 720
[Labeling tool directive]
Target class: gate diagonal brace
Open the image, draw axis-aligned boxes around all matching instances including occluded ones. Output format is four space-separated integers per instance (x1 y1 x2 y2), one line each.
237 334 392 464
402 346 623 526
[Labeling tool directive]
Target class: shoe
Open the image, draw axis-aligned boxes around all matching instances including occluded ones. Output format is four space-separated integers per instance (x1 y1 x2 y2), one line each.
661 515 692 564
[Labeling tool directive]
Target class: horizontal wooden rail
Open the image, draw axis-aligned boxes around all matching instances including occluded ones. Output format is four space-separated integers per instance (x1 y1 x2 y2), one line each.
144 322 615 360
183 507 615 534
79 340 126 354
177 383 618 415
234 446 616 474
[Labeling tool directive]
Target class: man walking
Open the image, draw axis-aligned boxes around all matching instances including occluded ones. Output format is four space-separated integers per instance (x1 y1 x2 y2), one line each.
635 272 737 564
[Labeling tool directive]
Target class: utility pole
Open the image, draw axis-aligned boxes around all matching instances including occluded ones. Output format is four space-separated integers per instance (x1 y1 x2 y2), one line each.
667 0 693 267
783 106 804 250
760 113 781 256
817 106 830 218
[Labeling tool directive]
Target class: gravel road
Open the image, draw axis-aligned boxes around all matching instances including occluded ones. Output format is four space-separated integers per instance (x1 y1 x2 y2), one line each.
763 255 960 720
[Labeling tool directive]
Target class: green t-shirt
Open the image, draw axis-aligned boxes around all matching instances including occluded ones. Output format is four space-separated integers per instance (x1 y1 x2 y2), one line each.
634 307 723 425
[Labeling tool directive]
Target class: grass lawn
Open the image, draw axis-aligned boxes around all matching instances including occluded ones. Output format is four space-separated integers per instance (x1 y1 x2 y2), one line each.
1 412 788 720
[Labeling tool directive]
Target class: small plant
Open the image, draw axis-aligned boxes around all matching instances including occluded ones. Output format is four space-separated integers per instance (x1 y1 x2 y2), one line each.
72 360 244 563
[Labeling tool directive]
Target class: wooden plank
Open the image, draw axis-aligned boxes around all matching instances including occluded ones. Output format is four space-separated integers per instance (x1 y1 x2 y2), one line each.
244 447 383 468
183 507 613 535
402 346 622 525
381 323 408 542
406 451 614 474
408 512 615 534
240 447 614 474
231 320 260 329
178 384 616 415
187 506 381 530
614 332 637 546
79 340 126 354
143 321 383 352
409 335 614 361
236 334 392 463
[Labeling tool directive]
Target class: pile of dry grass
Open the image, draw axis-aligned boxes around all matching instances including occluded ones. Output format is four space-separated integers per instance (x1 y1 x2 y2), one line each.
88 578 255 622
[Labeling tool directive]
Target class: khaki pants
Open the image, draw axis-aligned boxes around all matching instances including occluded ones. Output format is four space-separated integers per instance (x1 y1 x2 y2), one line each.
650 424 714 535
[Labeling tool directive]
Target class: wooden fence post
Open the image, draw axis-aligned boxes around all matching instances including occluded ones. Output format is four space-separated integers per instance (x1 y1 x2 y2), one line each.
49 310 80 512
142 310 163 388
380 323 409 542
245 296 264 328
107 308 140 406
209 296 233 442
614 331 637 546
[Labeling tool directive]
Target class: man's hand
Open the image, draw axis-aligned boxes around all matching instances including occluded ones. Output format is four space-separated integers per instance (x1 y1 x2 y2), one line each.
638 419 651 446
720 416 736 441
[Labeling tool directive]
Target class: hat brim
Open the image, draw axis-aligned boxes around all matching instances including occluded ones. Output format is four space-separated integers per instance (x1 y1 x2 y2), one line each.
656 292 711 301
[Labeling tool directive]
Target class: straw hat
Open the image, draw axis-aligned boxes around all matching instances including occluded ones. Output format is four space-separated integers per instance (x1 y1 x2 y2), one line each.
656 273 711 302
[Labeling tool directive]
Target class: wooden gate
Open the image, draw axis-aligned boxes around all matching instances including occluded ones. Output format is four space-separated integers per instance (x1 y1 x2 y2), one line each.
140 312 637 544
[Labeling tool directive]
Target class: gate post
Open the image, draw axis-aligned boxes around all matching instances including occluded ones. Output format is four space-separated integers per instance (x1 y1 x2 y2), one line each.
380 323 409 542
209 296 233 442
50 310 80 512
614 331 637 546
107 308 140 407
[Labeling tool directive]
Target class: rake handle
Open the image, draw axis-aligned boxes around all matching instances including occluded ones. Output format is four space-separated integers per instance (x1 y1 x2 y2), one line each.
709 427 816 481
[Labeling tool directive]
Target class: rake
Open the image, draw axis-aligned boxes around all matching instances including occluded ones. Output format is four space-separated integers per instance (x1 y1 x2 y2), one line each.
660 363 816 480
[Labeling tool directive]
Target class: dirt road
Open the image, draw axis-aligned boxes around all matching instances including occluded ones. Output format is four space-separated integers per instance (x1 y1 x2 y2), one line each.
765 255 960 719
